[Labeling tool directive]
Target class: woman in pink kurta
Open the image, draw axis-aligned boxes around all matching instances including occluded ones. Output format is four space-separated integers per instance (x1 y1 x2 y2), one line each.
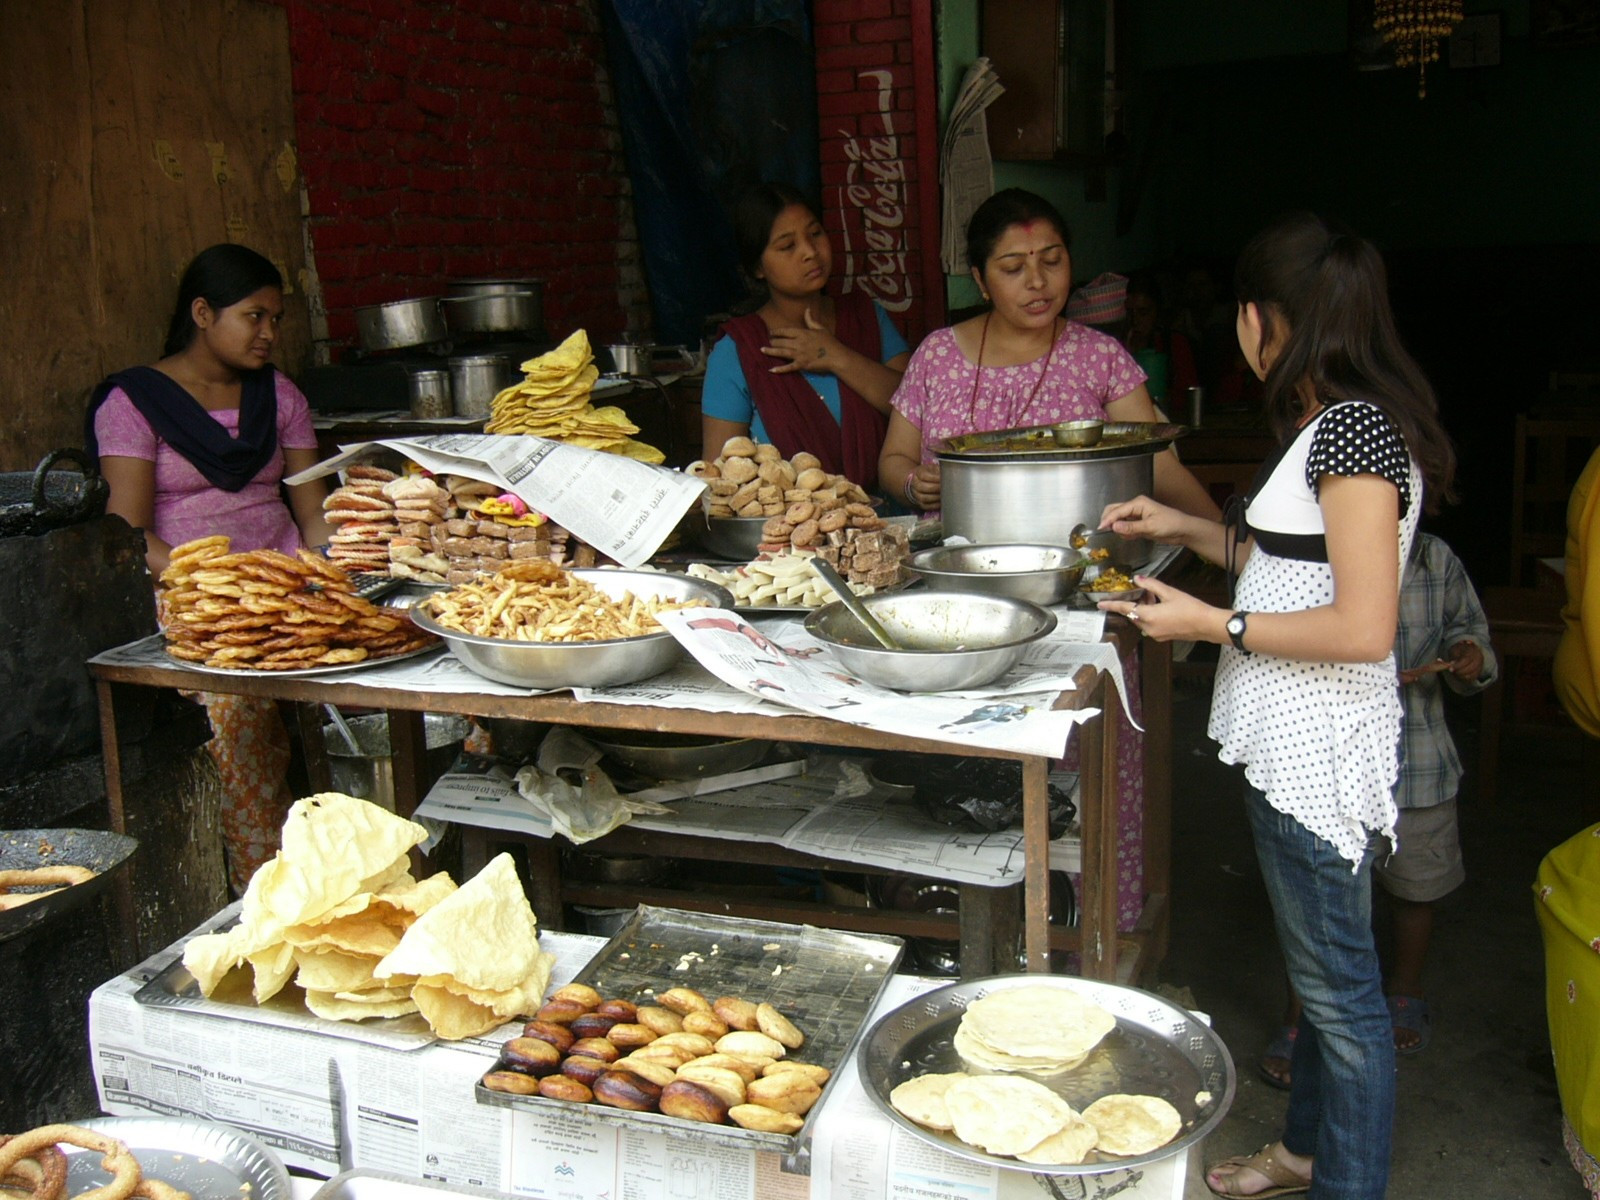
879 191 1219 932
89 244 332 892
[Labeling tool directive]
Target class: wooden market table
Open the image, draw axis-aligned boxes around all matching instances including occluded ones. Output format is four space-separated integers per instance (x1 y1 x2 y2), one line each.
90 619 1167 984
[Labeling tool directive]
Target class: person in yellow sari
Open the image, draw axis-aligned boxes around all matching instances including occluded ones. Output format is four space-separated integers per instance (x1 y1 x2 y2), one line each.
1554 445 1600 738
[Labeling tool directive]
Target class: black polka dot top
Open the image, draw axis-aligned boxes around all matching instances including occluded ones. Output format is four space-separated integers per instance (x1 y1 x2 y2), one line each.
1207 401 1423 865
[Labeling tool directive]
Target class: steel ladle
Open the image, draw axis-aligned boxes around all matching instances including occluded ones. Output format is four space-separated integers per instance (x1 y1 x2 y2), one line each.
808 559 901 650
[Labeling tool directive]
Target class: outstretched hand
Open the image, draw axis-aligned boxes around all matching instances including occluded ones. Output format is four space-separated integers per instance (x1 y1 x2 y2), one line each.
763 307 842 375
1099 494 1188 545
1097 574 1222 643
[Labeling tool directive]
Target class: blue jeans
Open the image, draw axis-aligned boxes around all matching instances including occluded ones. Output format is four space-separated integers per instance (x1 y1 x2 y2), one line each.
1247 787 1395 1200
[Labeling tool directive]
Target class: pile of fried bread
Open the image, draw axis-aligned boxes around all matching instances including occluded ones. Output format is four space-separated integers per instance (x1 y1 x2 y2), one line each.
890 986 1182 1165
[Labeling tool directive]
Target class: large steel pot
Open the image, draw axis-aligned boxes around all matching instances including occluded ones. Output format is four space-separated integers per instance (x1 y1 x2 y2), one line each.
936 423 1177 561
440 290 542 336
449 353 516 419
445 278 544 335
354 297 446 352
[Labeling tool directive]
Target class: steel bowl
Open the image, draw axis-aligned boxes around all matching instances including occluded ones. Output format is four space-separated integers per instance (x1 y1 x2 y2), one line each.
579 729 774 779
695 512 770 562
1070 524 1149 570
1051 419 1105 448
909 543 1088 605
1080 562 1147 605
411 569 732 689
804 591 1055 692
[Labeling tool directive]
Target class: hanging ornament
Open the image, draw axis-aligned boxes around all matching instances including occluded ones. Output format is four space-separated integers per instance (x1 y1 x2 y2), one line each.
1373 0 1465 98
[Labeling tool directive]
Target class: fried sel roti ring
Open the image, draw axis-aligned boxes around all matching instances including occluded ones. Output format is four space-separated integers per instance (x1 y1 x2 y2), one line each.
0 1125 141 1200
0 1134 67 1200
0 866 96 891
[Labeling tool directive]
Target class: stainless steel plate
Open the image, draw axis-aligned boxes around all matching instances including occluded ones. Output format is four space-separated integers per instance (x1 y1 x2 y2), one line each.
165 641 444 679
313 1169 522 1200
0 828 137 943
857 973 1235 1175
135 936 437 1052
69 1115 291 1199
475 904 904 1154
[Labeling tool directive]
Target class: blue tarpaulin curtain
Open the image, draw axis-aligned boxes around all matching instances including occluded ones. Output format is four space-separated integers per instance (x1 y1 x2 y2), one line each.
599 0 820 346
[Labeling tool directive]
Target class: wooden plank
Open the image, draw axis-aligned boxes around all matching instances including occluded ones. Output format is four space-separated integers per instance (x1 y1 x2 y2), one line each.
0 0 308 472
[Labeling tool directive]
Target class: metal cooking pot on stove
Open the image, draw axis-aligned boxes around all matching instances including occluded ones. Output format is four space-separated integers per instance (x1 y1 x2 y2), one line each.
444 278 544 336
936 422 1180 558
354 297 447 352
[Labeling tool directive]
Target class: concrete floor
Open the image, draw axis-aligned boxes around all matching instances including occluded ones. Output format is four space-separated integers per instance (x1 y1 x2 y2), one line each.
1159 674 1596 1199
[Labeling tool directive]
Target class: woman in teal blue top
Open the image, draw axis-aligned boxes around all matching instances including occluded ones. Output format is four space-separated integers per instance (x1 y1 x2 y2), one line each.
701 183 909 488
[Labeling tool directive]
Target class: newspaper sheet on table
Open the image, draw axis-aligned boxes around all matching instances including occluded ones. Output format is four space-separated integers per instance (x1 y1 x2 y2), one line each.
650 607 1131 760
415 744 1085 883
283 433 704 567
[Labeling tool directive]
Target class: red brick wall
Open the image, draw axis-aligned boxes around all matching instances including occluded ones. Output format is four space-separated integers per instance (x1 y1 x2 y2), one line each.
272 0 640 350
812 0 943 343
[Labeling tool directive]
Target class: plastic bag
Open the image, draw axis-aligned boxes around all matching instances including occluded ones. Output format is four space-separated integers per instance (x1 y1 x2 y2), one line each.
872 752 1076 837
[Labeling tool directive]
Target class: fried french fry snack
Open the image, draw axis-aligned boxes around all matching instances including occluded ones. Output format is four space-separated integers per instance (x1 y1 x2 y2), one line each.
425 561 710 642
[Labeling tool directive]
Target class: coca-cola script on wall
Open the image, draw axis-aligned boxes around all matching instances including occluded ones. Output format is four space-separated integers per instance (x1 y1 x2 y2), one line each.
834 68 913 318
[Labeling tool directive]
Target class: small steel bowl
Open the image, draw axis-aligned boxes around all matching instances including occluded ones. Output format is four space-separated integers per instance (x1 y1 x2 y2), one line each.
1079 562 1147 605
1069 524 1149 570
1051 419 1105 448
804 591 1055 692
412 569 732 689
683 504 770 562
909 543 1088 606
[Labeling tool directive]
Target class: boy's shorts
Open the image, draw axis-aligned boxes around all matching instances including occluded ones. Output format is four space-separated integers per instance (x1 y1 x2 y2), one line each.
1374 799 1465 903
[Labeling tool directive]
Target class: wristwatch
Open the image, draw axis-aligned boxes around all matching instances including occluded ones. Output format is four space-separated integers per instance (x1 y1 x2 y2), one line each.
1226 611 1251 654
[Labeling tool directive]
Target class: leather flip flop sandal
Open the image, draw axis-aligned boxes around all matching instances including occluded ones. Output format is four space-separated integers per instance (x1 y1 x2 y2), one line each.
1205 1142 1312 1199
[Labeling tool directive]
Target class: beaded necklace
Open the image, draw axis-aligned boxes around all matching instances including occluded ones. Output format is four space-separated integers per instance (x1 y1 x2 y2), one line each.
966 312 1063 428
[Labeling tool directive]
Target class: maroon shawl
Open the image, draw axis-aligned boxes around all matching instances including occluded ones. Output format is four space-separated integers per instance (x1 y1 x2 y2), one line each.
720 291 887 488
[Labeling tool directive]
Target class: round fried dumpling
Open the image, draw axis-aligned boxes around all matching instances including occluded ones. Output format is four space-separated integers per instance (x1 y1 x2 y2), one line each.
1016 1111 1101 1165
944 1075 1076 1157
1082 1094 1182 1156
888 1071 969 1132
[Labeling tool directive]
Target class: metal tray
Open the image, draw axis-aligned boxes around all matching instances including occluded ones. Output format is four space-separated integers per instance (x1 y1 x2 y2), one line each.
165 640 443 678
313 1169 522 1200
0 828 138 943
857 973 1235 1175
475 904 905 1154
938 421 1183 462
135 935 437 1052
67 1115 291 1199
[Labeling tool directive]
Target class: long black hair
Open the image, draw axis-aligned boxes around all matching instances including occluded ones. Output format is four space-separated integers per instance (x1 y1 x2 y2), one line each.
1235 212 1455 511
731 182 821 285
163 244 282 356
965 188 1072 274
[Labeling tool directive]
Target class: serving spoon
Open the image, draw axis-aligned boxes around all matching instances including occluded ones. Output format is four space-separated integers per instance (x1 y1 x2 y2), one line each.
809 559 901 650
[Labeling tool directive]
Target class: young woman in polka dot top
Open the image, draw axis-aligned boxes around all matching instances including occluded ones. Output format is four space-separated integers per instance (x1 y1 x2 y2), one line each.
1098 213 1456 1200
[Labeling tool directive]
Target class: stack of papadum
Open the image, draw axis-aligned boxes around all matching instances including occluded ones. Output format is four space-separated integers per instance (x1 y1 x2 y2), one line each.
182 793 554 1039
889 986 1182 1166
484 329 664 463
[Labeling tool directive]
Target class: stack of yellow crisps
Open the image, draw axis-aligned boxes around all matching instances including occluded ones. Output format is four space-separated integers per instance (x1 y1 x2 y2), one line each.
485 329 665 464
182 793 555 1040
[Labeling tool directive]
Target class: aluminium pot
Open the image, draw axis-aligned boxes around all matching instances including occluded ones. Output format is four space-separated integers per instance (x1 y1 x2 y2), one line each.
938 441 1158 555
449 353 517 419
445 278 544 335
354 297 447 352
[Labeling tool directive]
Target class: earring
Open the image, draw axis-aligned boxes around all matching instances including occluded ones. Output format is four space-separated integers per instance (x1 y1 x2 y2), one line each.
981 292 990 302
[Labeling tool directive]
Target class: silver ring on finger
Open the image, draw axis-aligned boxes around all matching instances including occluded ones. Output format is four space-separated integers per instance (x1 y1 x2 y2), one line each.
1128 605 1140 622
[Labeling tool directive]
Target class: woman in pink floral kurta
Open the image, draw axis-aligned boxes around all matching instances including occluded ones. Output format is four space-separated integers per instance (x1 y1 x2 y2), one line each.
879 189 1217 930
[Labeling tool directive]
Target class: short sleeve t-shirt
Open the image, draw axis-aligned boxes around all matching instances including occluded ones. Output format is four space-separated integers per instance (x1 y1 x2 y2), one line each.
93 371 319 555
700 301 909 445
889 322 1147 465
1207 400 1423 867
